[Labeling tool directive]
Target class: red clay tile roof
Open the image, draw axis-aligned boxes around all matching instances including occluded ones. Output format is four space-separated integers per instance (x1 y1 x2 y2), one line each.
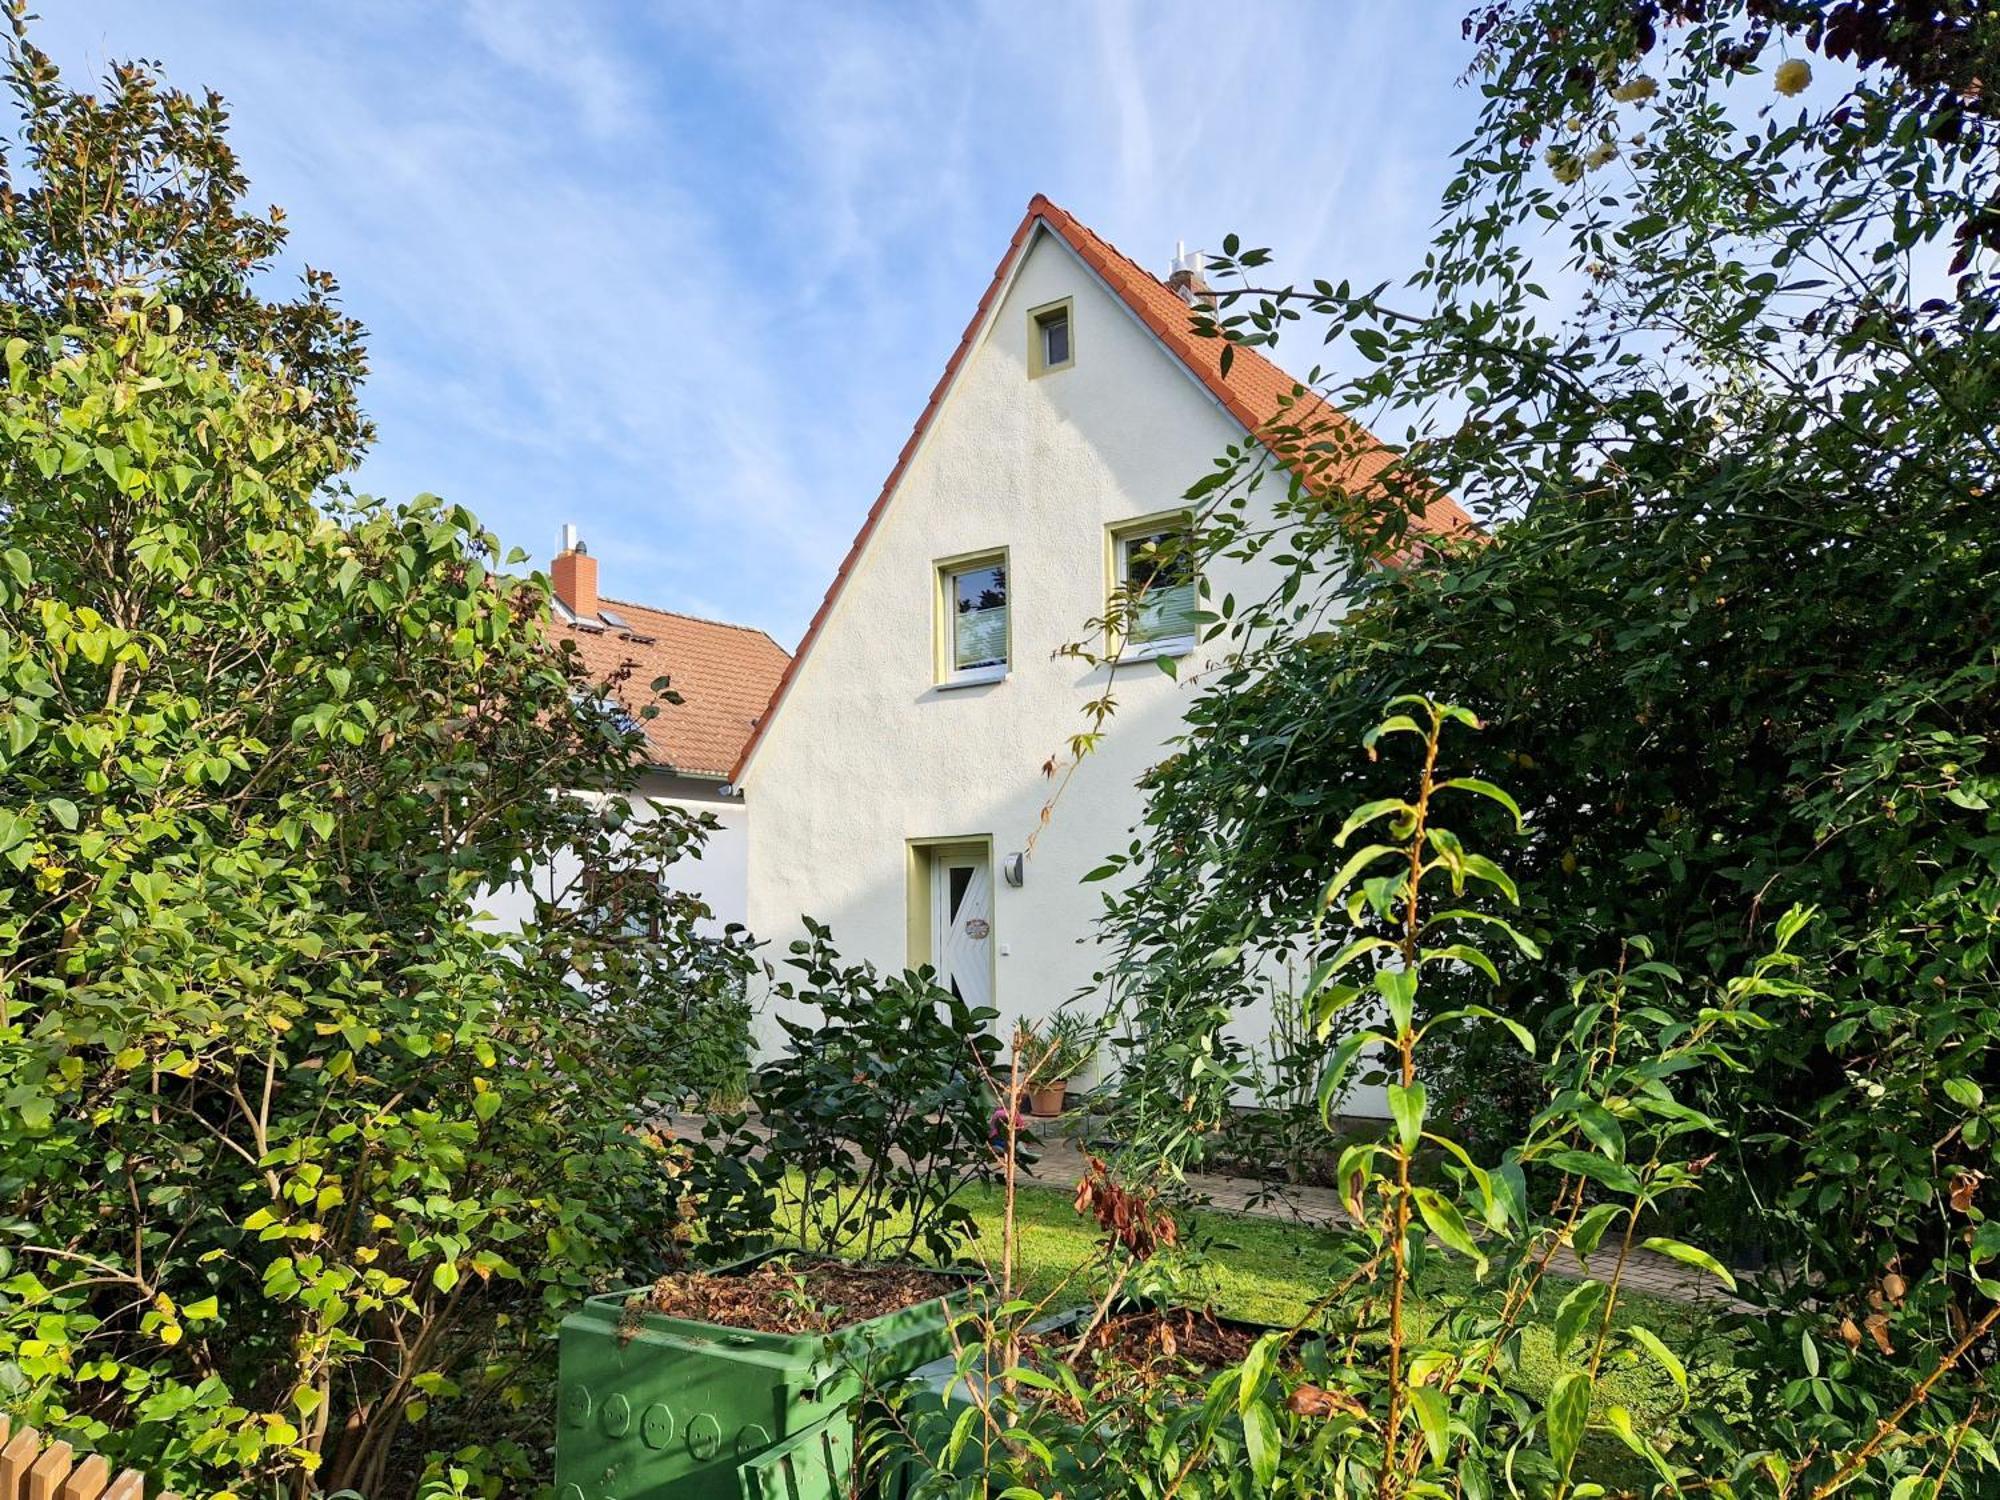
1042 200 1474 539
731 194 1473 783
551 598 790 779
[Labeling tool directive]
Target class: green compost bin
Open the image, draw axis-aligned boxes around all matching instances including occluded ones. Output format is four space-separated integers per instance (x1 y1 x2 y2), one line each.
555 1251 980 1500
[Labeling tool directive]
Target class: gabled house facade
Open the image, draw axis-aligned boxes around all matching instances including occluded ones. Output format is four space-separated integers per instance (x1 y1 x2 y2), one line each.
732 196 1466 1093
480 529 790 936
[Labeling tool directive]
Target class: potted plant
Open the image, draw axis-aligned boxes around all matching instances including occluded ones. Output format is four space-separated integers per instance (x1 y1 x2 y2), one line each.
1014 1012 1095 1118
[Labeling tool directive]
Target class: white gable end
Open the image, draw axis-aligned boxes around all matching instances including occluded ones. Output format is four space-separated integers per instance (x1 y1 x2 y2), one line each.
739 213 1367 1105
736 223 1247 787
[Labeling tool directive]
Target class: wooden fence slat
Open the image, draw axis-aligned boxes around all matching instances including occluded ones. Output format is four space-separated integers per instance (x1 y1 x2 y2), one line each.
0 1418 171 1500
1 1424 44 1499
24 1442 71 1500
56 1454 107 1500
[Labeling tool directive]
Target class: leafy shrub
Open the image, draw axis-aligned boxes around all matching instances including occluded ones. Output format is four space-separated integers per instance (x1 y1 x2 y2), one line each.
0 305 750 1499
0 28 758 1492
885 704 2000 1496
533 790 757 1112
743 918 1002 1264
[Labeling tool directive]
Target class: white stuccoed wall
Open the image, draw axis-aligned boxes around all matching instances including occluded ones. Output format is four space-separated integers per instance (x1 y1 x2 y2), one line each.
741 225 1384 1115
478 770 750 936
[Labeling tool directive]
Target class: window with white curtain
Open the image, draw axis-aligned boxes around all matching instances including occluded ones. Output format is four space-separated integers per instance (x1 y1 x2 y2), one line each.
1115 525 1197 650
940 554 1009 681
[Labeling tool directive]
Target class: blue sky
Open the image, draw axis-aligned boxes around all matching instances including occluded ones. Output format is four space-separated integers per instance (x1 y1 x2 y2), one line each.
38 2 1484 646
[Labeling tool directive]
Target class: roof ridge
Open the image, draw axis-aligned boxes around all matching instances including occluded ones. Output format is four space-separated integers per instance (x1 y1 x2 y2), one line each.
596 595 789 650
1036 195 1172 298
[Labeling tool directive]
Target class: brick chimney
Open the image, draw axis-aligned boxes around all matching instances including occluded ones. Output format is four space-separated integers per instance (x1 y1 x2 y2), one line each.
551 523 598 619
1166 241 1213 306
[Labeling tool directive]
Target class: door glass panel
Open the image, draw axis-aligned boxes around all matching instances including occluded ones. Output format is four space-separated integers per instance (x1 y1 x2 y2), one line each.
948 865 972 922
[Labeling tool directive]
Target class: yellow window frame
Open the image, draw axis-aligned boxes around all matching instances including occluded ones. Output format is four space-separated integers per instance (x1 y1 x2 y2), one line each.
1027 297 1075 378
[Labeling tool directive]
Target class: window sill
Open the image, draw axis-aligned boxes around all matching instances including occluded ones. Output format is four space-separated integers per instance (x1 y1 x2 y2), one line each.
935 666 1009 691
1117 636 1195 664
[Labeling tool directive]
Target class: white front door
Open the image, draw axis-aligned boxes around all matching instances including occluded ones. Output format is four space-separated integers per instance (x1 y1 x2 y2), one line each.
931 846 993 1008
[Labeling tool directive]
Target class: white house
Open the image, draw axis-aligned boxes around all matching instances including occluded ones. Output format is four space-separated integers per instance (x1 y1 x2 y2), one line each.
732 195 1467 1098
478 530 790 936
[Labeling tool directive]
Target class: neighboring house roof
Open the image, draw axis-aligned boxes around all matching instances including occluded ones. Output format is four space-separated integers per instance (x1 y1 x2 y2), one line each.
552 598 791 779
730 193 1474 784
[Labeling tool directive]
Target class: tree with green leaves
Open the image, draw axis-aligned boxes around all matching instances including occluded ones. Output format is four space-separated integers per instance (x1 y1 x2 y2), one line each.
1079 0 2000 1489
0 25 750 1499
0 5 370 461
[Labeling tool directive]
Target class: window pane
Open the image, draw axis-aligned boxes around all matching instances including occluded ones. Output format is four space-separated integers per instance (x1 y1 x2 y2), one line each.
951 562 1008 670
1041 313 1069 367
1124 531 1191 589
1123 530 1195 641
1133 580 1197 641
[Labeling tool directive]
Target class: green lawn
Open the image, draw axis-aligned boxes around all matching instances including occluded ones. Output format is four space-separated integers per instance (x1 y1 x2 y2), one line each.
941 1184 1741 1453
772 1176 1741 1471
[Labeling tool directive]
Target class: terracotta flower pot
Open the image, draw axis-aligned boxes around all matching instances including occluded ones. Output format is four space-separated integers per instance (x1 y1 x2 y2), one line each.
1029 1081 1069 1117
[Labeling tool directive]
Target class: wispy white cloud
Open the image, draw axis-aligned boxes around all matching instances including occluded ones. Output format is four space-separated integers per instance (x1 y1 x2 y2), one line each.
460 0 642 140
31 0 1485 645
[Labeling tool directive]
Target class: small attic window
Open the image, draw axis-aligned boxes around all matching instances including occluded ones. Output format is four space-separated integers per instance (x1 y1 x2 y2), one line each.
1039 308 1070 366
1028 298 1073 377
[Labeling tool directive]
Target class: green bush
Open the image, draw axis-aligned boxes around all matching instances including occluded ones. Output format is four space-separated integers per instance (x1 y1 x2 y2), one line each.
0 29 757 1495
895 706 1998 1496
0 306 751 1499
748 919 1002 1264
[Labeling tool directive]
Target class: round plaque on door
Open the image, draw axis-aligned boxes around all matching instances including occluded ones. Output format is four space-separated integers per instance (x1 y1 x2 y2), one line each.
964 918 990 939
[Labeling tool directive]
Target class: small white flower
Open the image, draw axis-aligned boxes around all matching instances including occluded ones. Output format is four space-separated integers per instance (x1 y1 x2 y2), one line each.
1611 74 1658 103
